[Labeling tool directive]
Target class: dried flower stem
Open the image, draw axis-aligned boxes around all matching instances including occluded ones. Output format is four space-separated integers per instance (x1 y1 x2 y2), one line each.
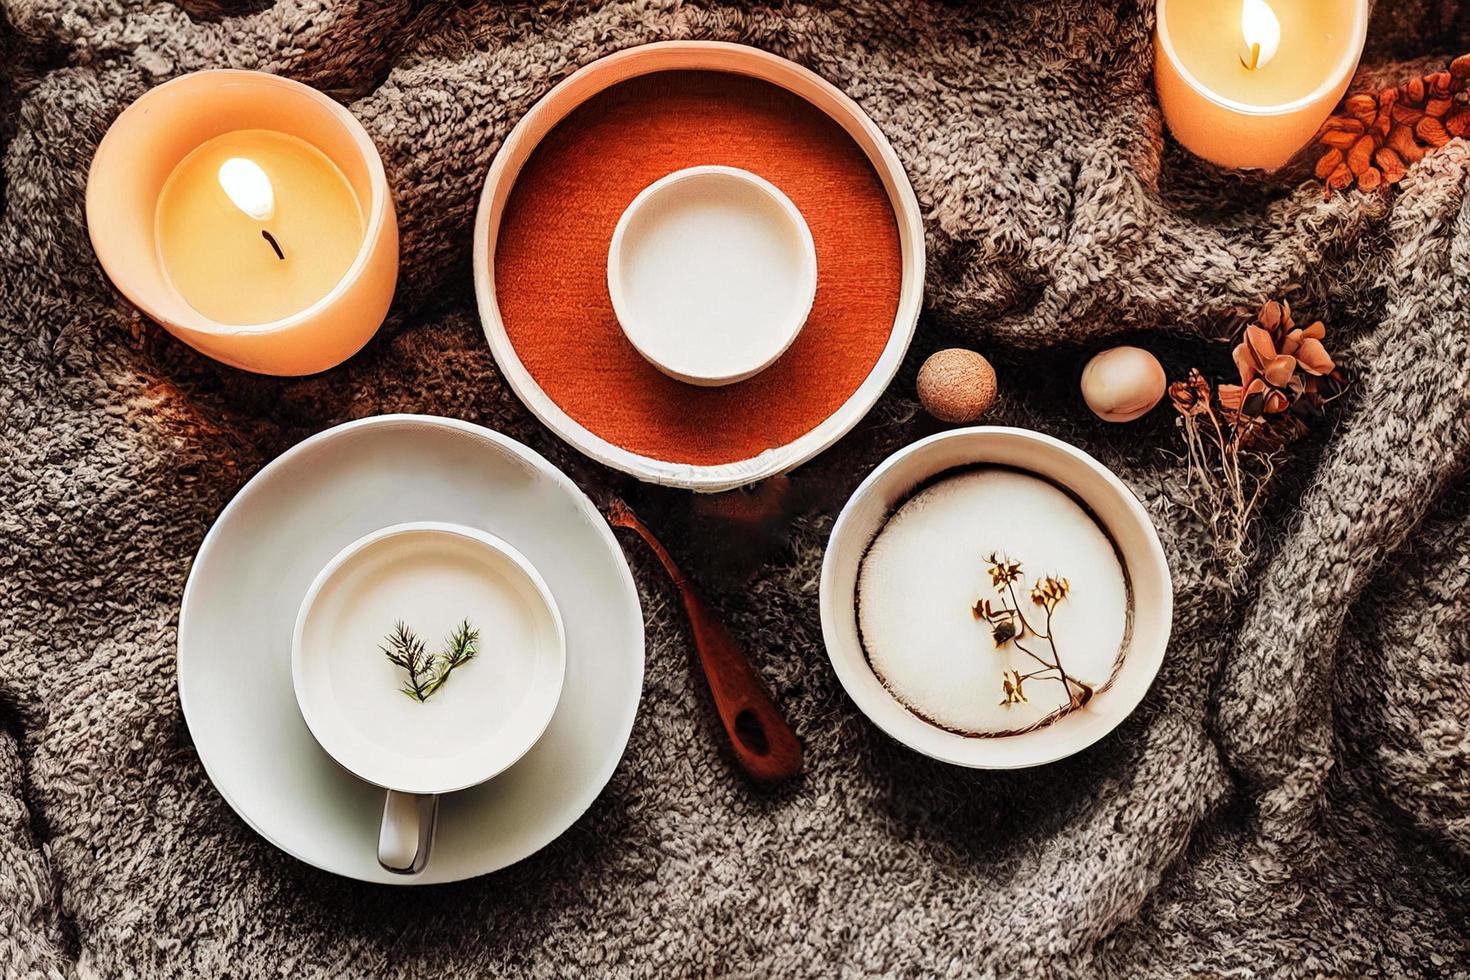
977 556 1094 711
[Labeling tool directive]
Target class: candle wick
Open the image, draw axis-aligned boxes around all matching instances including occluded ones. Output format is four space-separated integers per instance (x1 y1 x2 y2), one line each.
1246 41 1261 71
261 229 285 261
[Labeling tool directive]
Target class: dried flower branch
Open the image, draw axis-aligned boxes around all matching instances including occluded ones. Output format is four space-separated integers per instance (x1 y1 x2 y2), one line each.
1168 300 1348 586
381 619 481 702
1313 53 1470 197
976 554 1093 711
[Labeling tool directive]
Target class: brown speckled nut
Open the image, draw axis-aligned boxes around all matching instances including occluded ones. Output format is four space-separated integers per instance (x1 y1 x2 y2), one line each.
917 348 997 423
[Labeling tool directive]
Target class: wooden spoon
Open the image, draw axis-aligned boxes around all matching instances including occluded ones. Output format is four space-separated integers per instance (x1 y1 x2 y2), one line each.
606 498 802 784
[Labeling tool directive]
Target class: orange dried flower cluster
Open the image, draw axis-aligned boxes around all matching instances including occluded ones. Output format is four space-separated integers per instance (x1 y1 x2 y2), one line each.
1314 53 1470 197
1218 301 1337 418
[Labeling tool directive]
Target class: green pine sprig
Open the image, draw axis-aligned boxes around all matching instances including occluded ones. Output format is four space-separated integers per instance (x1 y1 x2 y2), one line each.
381 619 480 702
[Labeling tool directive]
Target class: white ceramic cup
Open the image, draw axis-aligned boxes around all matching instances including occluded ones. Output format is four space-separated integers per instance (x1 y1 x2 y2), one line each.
606 165 817 386
292 521 566 874
819 427 1173 768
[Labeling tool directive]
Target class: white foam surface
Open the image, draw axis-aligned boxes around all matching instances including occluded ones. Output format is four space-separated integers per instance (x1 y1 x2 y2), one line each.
857 468 1129 734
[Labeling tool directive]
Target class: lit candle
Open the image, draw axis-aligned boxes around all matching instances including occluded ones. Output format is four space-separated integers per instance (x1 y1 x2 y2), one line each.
87 71 397 376
1154 0 1368 171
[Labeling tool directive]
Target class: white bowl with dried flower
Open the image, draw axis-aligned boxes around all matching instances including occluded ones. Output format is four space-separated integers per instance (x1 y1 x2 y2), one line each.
820 428 1172 768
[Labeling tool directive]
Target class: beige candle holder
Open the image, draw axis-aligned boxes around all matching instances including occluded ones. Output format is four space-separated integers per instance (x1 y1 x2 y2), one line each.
87 70 398 376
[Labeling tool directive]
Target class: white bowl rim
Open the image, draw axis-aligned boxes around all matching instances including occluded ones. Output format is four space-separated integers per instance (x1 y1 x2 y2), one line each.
819 426 1174 769
290 520 568 795
605 164 817 386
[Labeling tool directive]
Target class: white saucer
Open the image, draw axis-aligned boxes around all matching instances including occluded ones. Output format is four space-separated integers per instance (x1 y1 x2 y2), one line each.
177 415 645 884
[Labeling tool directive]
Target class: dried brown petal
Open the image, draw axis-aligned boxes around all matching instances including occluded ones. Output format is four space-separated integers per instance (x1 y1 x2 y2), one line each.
1427 97 1454 118
1314 148 1344 180
1389 124 1425 163
1294 337 1335 376
1347 134 1376 174
1431 72 1453 97
1302 321 1326 341
1263 354 1297 387
1448 110 1470 138
1218 383 1244 412
1418 116 1451 147
1257 300 1283 332
1404 77 1427 104
1391 103 1426 126
1232 342 1256 386
1346 93 1378 123
1280 328 1304 356
1244 325 1277 368
1453 54 1470 80
1319 115 1366 134
1358 166 1384 191
1327 163 1354 191
1319 129 1358 150
1375 146 1407 183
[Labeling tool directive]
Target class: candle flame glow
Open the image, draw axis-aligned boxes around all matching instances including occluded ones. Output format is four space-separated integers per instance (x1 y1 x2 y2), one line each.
1239 0 1281 71
217 157 275 221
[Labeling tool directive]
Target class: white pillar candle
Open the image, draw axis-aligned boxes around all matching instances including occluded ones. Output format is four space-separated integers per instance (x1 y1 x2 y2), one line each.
1154 0 1368 171
87 70 398 376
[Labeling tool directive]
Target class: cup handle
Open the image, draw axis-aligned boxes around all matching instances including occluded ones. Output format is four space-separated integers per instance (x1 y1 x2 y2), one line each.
377 790 439 875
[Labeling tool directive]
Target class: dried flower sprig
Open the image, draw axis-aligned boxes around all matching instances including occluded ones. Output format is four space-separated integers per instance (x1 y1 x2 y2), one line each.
380 619 481 702
1168 300 1348 586
1218 300 1344 426
973 554 1093 711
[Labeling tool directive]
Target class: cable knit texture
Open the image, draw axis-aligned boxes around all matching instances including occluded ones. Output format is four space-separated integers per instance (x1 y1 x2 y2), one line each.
3 1 1470 976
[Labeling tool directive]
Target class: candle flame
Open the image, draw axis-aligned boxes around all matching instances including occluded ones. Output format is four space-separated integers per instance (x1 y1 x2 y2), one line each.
217 157 275 221
1240 0 1280 71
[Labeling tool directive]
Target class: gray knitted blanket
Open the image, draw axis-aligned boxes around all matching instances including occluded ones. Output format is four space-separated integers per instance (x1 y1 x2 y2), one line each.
5 0 1470 976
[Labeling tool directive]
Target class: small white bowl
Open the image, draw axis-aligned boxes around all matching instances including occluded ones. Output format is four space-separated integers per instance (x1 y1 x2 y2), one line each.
606 165 817 387
819 428 1173 769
